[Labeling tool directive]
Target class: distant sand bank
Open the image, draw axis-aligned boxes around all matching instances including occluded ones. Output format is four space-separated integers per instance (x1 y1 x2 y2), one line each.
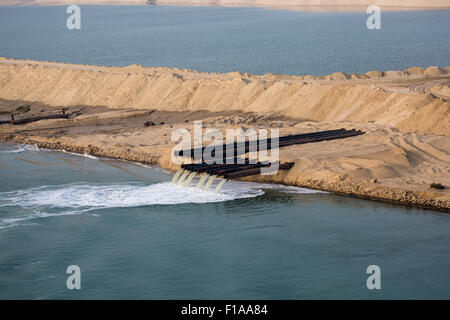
0 58 449 211
2 0 450 11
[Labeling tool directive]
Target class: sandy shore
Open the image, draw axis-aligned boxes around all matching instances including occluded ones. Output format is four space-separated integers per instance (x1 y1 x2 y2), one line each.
1 0 450 11
0 58 449 211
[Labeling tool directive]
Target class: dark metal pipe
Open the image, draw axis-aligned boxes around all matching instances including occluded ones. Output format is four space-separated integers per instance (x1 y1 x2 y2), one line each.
185 162 258 173
277 131 363 148
224 162 295 179
177 129 364 165
208 162 272 175
175 128 350 158
11 114 69 125
213 130 364 161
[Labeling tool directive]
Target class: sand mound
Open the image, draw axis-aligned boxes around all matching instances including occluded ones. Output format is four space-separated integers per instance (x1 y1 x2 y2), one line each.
407 67 425 76
350 73 368 80
325 72 349 80
431 84 450 98
383 70 407 78
365 70 384 78
0 58 449 136
125 64 145 69
424 66 446 76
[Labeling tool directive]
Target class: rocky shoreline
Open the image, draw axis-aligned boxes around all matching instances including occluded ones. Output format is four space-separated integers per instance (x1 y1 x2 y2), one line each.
2 133 448 213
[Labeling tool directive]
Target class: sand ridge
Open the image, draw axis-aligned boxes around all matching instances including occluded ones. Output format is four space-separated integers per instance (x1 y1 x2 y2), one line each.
0 58 449 136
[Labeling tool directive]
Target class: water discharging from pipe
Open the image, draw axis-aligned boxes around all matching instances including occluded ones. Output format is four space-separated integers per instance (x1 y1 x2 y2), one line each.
171 169 184 183
203 175 218 191
196 174 209 188
215 178 227 193
176 170 190 185
182 172 197 186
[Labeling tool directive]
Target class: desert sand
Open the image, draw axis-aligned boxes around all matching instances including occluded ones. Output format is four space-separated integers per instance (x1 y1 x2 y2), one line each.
1 0 450 11
0 58 449 211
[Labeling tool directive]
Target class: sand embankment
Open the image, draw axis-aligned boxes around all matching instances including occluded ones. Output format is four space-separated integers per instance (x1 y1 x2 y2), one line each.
0 58 449 211
2 0 450 11
0 58 449 136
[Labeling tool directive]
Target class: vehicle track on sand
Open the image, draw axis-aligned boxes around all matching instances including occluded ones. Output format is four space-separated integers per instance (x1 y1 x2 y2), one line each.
376 77 450 101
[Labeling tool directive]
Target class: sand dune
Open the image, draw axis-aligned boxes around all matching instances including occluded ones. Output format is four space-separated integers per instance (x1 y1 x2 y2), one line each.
0 58 448 136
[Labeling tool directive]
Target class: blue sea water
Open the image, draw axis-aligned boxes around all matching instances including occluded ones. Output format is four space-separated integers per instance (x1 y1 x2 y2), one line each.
0 5 449 75
0 144 449 299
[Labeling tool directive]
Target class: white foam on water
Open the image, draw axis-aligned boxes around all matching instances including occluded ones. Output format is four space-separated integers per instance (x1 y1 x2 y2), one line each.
0 163 324 229
1 182 263 208
0 181 265 228
0 209 91 230
83 152 98 160
59 149 98 160
0 144 39 154
240 182 328 194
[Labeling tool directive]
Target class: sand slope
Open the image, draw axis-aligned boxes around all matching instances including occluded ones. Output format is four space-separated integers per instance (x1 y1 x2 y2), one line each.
0 58 449 136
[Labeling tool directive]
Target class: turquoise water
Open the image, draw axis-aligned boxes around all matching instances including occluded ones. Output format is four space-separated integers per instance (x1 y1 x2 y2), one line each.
0 144 449 299
0 5 449 75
